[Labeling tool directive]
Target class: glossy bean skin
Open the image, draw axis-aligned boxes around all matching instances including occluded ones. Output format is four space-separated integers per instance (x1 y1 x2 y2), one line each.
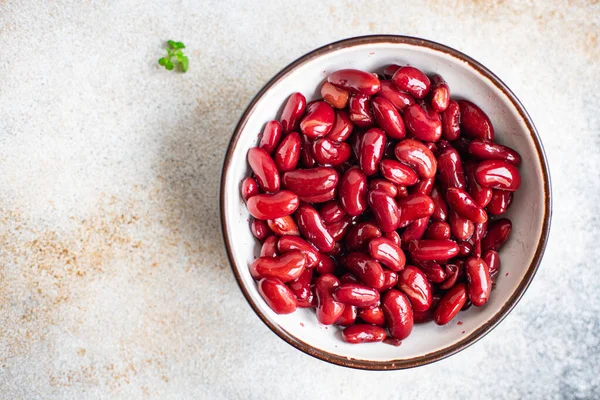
300 101 335 139
433 283 467 325
280 92 307 133
381 270 399 291
287 267 313 301
260 236 279 258
483 249 501 276
340 273 360 284
416 261 446 283
247 191 299 220
449 210 475 241
296 287 316 308
282 167 339 198
482 218 512 251
396 186 409 198
342 324 387 343
327 109 354 142
336 305 358 326
250 251 306 282
457 100 494 141
299 188 336 203
391 66 431 99
378 81 416 111
397 194 435 227
316 254 337 275
327 69 381 95
312 138 352 166
300 135 316 168
465 161 493 208
345 252 386 289
458 240 473 257
349 94 375 128
379 159 419 186
247 147 280 192
251 219 272 241
397 265 433 312
274 132 301 172
410 177 434 195
319 200 346 224
346 222 382 251
437 147 466 190
487 189 513 215
394 139 437 179
441 100 461 141
446 187 488 224
368 190 401 233
372 96 406 139
383 64 402 79
359 128 386 176
472 220 487 257
368 178 399 197
338 167 368 216
430 185 449 221
241 177 259 202
426 221 451 240
259 120 284 155
401 217 430 242
384 230 402 247
277 235 320 268
268 216 299 236
315 274 345 325
465 256 492 306
440 263 461 290
325 215 352 242
430 74 450 112
333 283 380 307
382 290 414 340
408 240 460 261
295 204 335 252
258 278 298 314
403 103 442 142
358 306 385 325
475 160 521 191
368 237 406 271
321 81 350 109
468 139 521 165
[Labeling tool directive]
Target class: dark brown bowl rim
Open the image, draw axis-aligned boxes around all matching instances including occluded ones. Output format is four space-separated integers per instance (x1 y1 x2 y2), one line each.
220 35 552 370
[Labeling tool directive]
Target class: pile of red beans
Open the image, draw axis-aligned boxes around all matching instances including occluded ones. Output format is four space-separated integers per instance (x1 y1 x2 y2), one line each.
241 65 521 344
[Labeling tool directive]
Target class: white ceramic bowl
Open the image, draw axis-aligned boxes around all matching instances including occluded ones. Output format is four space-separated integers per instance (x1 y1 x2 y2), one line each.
220 35 551 369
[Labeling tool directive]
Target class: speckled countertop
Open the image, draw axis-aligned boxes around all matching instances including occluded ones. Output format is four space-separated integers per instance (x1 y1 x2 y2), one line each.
0 0 598 398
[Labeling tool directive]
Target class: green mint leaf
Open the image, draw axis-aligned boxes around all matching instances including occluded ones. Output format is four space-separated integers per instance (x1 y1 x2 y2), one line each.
180 56 189 72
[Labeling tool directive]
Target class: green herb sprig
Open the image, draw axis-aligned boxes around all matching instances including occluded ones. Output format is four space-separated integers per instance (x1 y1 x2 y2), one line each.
158 40 189 72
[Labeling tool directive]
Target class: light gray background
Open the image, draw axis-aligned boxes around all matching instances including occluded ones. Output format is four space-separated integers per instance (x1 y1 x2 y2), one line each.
0 0 598 398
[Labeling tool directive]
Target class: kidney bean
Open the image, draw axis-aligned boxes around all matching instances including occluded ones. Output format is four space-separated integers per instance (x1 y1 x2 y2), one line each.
437 147 466 190
396 186 409 198
472 220 487 257
368 190 401 233
349 94 375 128
441 100 461 141
384 231 402 248
404 103 442 142
326 109 354 142
416 261 446 283
336 305 357 326
251 219 272 241
359 128 386 175
430 185 448 221
487 189 513 215
378 81 416 111
446 187 488 224
340 273 359 284
475 159 521 191
325 215 352 242
338 167 368 216
459 241 474 257
409 177 434 196
372 96 406 139
315 274 345 325
394 139 437 179
391 66 431 99
277 235 320 268
379 159 419 186
425 140 440 155
260 235 279 257
321 81 350 109
299 101 335 139
468 139 521 165
241 177 259 202
273 132 301 172
319 200 346 224
280 92 307 133
433 283 467 325
258 278 298 314
426 221 451 240
382 290 414 339
401 217 430 242
368 237 406 271
333 283 380 307
342 324 387 343
248 147 280 192
397 194 435 227
299 135 316 168
247 191 299 220
296 286 316 308
259 120 284 155
457 100 494 141
483 249 501 277
408 240 460 261
295 204 335 252
311 138 352 166
282 167 338 198
346 222 382 251
465 256 492 306
327 69 381 95
358 305 385 325
287 267 313 302
449 210 474 241
397 265 433 312
383 64 402 79
465 161 493 208
429 74 450 112
381 270 399 291
299 188 336 203
250 251 306 282
345 252 385 289
482 218 512 251
316 254 337 275
267 216 299 236
368 179 397 198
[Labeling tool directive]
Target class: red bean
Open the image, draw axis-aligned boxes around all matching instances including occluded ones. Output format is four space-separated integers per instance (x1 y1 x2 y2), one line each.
465 161 493 208
446 187 488 224
333 283 380 307
326 109 354 142
397 194 435 227
280 92 306 133
465 256 492 306
475 160 521 191
277 235 320 268
487 189 513 215
416 261 446 283
251 219 272 241
296 287 316 308
472 220 487 257
345 252 385 289
409 177 434 196
381 270 399 291
408 240 460 261
396 185 409 198
325 215 352 242
382 290 414 340
394 139 437 179
300 101 335 139
368 190 401 233
311 138 352 166
282 167 338 198
372 96 406 139
441 100 461 141
482 218 512 251
437 147 466 190
401 217 430 242
340 273 359 284
336 305 358 326
430 185 448 221
321 81 350 109
379 159 419 186
248 147 280 192
260 236 279 257
316 254 337 275
368 178 399 197
295 204 335 252
349 94 375 128
241 177 259 202
250 250 306 282
327 69 381 95
384 230 402 247
468 139 521 165
383 64 402 79
397 265 433 312
342 324 387 343
440 263 461 290
433 283 467 325
483 249 501 277
267 216 299 236
358 306 385 325
368 237 406 271
429 74 450 112
449 210 475 241
247 190 300 220
273 132 301 172
258 277 298 314
391 66 431 99
426 221 451 240
319 200 346 224
346 222 382 251
287 267 313 302
315 274 345 325
338 167 368 216
359 128 386 175
378 81 416 111
403 103 442 142
259 120 284 155
457 100 494 141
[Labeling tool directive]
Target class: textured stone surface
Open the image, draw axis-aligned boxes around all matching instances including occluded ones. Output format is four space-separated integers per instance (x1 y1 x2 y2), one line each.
0 0 598 398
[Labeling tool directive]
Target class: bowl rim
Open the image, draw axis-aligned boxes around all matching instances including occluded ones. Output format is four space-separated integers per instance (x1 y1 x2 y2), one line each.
220 34 552 370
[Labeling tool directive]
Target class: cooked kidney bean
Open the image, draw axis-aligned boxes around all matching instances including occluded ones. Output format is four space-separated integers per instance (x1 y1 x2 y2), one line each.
333 283 380 307
475 159 521 191
368 178 398 197
338 167 368 216
397 265 433 312
319 200 346 224
429 74 450 112
346 222 382 251
437 147 466 190
379 159 419 186
381 270 399 291
449 210 474 241
482 218 512 251
409 177 434 196
368 190 401 233
315 274 345 325
468 139 521 165
396 186 409 198
483 249 501 277
487 189 513 215
430 185 448 221
408 240 460 261
416 260 446 283
259 120 284 155
465 161 493 208
349 94 375 127
394 139 437 179
247 191 299 220
274 132 301 172
321 81 350 109
426 221 451 240
391 66 431 99
378 81 415 111
457 100 494 141
287 267 313 302
280 92 306 133
441 100 461 141
312 138 352 166
382 290 414 339
327 69 381 95
401 217 430 242
248 147 280 192
465 256 492 306
342 324 387 343
358 305 385 325
295 204 335 252
404 103 442 142
336 305 358 326
397 194 435 227
258 278 298 314
384 230 402 247
345 252 385 289
277 235 320 268
282 167 338 198
458 241 473 257
316 254 337 275
241 177 259 202
472 220 487 257
446 187 488 224
267 216 299 236
340 273 359 284
325 215 352 242
250 251 306 282
383 64 402 79
359 128 386 176
372 96 406 139
326 109 354 142
300 101 335 139
433 283 467 325
368 237 406 271
260 236 279 257
251 219 272 241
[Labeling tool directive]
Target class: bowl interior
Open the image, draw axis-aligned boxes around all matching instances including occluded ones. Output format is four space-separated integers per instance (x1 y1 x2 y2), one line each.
222 38 549 368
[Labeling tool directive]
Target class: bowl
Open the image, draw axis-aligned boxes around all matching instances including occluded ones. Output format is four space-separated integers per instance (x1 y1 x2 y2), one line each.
220 35 551 370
